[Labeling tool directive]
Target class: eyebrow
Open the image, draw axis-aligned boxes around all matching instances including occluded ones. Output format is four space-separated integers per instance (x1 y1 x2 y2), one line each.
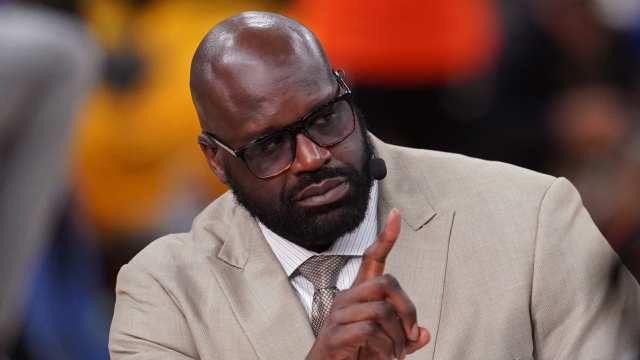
240 84 340 144
241 125 282 145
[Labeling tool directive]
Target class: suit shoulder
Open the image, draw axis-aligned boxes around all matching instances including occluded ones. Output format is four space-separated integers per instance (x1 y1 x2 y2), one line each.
126 232 192 273
386 144 557 207
124 191 236 274
426 149 554 188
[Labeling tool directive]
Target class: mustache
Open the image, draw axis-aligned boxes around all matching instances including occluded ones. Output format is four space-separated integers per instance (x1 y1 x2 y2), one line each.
283 166 357 205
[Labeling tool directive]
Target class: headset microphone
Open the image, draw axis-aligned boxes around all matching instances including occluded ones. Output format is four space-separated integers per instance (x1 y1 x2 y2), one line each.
369 158 387 180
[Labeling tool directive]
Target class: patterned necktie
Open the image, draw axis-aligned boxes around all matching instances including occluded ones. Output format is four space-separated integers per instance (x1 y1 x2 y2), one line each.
297 255 350 336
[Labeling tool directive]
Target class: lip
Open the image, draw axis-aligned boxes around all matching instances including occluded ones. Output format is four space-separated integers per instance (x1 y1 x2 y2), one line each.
294 177 349 207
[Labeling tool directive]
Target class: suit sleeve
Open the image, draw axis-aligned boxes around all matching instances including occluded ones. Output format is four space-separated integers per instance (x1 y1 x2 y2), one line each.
109 263 197 359
531 177 640 359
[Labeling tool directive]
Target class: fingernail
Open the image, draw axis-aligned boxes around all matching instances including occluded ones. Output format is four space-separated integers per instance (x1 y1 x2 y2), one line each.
400 349 407 359
410 324 419 341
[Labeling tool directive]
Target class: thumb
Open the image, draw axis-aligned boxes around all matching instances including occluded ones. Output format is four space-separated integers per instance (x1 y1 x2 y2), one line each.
405 327 430 354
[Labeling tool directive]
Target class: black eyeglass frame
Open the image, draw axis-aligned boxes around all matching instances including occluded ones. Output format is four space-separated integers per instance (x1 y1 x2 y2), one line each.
198 70 356 179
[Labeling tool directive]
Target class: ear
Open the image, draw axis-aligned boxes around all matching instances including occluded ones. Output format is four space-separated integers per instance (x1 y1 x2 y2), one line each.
199 141 229 185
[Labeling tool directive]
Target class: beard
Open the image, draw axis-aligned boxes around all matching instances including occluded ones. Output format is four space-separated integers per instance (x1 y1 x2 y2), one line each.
226 115 374 252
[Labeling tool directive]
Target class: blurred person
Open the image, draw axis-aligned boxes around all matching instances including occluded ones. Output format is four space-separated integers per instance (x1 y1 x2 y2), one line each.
635 21 640 53
631 11 640 88
0 0 100 356
287 0 500 153
529 0 637 89
16 202 110 360
108 12 640 359
593 0 640 35
549 84 640 280
484 0 639 172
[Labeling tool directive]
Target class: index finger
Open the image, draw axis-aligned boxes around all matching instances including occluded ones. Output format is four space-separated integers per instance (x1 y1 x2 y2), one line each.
354 208 401 285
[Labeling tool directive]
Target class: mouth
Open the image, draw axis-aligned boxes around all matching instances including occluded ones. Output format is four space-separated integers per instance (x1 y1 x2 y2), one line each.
294 177 350 207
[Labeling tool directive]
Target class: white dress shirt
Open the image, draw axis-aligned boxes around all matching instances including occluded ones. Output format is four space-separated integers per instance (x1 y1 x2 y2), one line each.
259 182 379 318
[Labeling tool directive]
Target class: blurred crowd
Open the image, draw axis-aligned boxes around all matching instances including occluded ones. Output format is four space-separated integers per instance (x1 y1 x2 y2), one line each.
0 0 638 358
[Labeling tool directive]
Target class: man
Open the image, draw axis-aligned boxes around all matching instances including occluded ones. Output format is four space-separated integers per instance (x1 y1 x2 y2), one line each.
109 11 640 359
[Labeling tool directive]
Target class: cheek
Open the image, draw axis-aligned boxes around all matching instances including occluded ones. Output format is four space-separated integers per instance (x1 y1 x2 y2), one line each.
227 159 287 204
329 127 367 170
255 180 286 205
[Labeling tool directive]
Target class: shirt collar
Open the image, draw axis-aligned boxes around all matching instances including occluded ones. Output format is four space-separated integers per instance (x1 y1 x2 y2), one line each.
259 181 379 277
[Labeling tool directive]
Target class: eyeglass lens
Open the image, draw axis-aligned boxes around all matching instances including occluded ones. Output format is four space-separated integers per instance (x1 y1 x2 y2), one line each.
244 98 354 178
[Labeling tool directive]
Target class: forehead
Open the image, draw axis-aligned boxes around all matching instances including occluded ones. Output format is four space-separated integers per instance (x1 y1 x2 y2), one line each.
209 64 335 146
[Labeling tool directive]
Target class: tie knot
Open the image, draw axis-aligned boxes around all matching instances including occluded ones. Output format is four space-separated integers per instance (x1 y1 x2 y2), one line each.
297 255 349 290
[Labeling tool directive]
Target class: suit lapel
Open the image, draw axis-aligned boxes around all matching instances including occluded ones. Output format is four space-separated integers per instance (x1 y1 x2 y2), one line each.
375 137 455 359
207 203 315 360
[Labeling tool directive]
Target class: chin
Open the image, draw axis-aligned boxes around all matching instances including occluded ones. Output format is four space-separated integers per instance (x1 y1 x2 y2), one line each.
289 197 368 251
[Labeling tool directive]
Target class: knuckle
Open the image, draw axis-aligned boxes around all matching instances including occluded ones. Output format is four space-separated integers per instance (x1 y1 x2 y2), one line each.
374 275 387 288
382 274 400 289
324 311 338 327
374 301 394 319
401 302 417 320
332 291 346 305
373 277 389 294
325 335 341 350
361 320 379 336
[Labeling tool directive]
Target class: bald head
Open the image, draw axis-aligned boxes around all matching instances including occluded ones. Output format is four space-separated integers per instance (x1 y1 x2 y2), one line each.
190 12 333 136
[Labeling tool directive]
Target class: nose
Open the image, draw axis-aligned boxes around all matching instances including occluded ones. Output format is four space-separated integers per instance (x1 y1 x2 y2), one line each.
289 132 331 174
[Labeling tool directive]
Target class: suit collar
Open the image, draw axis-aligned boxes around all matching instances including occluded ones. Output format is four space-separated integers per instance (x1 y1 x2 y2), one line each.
370 134 437 230
196 196 316 359
200 194 251 269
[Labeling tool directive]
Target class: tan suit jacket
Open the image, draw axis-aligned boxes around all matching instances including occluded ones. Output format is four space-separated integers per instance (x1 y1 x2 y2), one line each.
109 137 640 359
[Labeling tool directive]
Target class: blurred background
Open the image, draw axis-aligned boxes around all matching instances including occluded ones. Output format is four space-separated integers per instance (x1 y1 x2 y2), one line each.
0 0 638 358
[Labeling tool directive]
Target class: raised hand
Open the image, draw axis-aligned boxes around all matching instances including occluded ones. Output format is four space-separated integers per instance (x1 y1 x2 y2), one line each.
306 209 430 360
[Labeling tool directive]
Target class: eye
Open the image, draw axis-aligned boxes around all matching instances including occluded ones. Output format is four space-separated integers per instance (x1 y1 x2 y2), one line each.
256 132 287 156
312 109 338 128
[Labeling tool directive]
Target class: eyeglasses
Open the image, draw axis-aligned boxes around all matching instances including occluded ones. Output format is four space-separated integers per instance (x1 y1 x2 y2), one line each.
199 70 356 179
